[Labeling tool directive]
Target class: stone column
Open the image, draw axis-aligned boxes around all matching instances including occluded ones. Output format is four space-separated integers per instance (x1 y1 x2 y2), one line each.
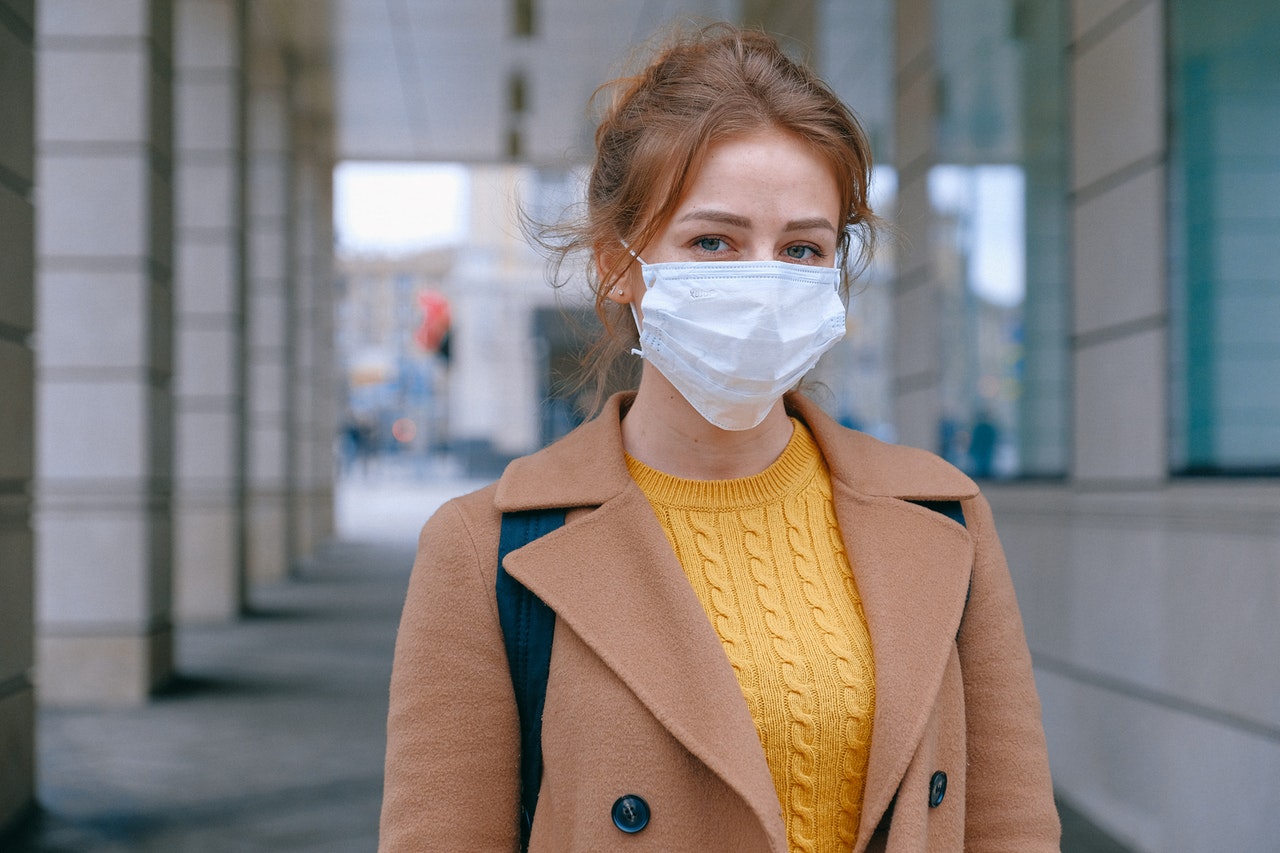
1068 0 1166 484
172 0 247 622
288 137 315 561
890 0 944 450
306 145 336 546
289 107 335 561
0 0 36 828
34 0 175 705
244 41 291 585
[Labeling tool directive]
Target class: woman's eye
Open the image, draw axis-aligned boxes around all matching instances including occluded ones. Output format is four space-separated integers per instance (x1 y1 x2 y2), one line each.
694 237 726 252
784 244 819 261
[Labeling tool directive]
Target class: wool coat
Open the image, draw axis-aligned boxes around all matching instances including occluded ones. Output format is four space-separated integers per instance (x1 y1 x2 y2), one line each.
379 392 1061 852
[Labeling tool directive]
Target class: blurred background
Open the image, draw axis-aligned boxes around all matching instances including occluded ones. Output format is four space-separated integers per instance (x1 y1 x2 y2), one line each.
1 0 1277 850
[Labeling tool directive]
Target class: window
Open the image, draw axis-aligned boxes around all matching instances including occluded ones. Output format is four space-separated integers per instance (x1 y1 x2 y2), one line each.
1169 0 1280 473
931 0 1069 478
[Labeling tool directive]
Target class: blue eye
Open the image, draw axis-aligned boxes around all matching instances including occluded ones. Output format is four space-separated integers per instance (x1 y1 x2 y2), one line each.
784 245 819 261
695 237 726 252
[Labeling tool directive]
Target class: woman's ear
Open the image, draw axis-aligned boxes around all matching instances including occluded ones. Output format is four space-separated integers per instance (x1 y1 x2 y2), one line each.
595 244 639 304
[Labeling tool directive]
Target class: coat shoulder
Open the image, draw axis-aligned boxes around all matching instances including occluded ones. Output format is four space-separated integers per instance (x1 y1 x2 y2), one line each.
843 432 978 501
420 480 501 534
786 394 978 501
495 393 636 512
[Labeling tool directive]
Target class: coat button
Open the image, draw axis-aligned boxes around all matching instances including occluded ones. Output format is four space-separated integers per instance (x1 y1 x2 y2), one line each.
611 794 650 833
928 771 947 808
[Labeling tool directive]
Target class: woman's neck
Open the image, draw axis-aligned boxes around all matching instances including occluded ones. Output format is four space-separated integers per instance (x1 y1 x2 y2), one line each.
620 366 795 480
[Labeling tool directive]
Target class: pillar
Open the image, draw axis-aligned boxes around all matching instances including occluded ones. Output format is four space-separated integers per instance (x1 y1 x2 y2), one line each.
172 0 248 621
35 0 175 705
0 0 36 828
288 108 336 561
890 0 944 450
244 40 291 585
1068 0 1167 484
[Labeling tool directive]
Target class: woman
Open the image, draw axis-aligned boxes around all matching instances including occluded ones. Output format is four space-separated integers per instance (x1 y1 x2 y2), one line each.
380 23 1060 853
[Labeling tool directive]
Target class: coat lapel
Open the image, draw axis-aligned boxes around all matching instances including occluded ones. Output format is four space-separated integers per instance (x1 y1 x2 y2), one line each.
502 489 785 841
495 395 785 843
793 395 978 849
834 486 973 849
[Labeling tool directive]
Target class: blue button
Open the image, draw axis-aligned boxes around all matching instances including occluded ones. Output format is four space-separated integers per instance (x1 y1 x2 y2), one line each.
611 794 650 833
928 771 947 808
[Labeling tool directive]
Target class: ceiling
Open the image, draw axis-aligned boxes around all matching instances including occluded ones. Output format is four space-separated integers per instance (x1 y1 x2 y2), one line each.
273 0 893 167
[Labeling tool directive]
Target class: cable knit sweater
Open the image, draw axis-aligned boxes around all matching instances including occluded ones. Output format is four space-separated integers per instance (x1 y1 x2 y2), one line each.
626 419 876 853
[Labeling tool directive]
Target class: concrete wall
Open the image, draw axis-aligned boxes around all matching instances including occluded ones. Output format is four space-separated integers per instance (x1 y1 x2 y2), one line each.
0 0 36 832
990 483 1280 851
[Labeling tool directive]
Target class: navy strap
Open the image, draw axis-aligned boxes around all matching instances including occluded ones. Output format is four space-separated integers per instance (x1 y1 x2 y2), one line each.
496 508 566 853
907 499 967 528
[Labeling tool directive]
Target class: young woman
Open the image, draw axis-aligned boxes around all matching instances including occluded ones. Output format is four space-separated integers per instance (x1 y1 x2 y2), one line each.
379 24 1060 853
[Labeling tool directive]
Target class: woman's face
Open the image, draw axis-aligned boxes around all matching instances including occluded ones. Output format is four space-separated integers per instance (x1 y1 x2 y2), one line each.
613 127 842 312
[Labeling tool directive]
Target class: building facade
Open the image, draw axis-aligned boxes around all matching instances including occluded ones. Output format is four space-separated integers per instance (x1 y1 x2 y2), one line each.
890 1 1280 849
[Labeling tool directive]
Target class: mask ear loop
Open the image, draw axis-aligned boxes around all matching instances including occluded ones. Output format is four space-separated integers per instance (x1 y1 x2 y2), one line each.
629 306 645 359
619 241 648 359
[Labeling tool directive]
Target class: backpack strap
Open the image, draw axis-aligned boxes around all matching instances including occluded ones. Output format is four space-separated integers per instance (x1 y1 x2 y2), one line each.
906 499 966 529
496 508 566 853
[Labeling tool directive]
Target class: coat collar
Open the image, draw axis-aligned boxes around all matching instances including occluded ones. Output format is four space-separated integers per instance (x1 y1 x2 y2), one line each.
496 392 978 850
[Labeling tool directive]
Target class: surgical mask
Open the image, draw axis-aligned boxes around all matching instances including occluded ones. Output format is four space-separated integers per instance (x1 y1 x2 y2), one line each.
631 259 847 431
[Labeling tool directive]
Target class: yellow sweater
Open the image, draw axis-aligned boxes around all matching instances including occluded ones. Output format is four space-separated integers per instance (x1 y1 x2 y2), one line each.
626 420 875 852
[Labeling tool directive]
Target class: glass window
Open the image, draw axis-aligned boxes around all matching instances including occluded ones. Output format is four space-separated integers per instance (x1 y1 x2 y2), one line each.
1169 0 1280 473
930 0 1069 478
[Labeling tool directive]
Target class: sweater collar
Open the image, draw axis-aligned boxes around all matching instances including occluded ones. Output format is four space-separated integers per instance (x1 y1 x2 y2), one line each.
624 418 822 510
494 391 978 512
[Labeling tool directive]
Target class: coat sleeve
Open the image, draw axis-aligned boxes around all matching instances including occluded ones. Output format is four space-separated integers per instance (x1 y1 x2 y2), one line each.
957 493 1061 851
378 499 521 852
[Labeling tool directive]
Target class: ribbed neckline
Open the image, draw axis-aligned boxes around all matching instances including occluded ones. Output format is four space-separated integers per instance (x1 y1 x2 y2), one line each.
626 419 823 510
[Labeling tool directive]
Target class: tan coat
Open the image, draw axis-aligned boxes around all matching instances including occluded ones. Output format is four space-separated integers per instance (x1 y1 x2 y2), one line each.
380 393 1060 852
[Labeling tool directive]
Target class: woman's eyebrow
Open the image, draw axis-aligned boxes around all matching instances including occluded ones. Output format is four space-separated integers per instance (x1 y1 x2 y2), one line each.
784 217 837 233
676 208 836 234
676 208 752 228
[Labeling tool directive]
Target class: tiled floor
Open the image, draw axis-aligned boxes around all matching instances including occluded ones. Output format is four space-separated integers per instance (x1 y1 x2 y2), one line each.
4 471 1135 852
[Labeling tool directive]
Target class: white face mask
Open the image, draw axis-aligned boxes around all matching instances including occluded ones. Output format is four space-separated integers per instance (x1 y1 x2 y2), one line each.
631 259 847 431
